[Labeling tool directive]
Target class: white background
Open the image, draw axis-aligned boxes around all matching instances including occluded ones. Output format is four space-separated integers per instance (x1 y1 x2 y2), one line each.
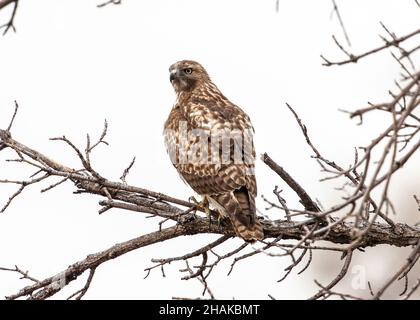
0 0 419 299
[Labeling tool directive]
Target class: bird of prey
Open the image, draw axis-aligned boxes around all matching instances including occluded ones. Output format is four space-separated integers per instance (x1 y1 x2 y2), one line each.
164 60 263 242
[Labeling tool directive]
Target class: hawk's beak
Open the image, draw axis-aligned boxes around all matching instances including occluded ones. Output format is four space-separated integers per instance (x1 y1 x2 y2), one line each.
170 70 177 82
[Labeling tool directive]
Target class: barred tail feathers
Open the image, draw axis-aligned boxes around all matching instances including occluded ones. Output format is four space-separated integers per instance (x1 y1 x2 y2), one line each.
212 188 263 242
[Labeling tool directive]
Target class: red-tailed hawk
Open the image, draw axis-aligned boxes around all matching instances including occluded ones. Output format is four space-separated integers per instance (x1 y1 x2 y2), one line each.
164 60 263 242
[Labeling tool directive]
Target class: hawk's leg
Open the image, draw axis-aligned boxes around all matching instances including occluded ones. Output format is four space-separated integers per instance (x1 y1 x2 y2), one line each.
217 215 229 228
188 195 210 217
188 196 229 229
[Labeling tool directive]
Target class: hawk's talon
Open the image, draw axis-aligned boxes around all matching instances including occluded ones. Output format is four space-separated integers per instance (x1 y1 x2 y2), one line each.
189 195 210 217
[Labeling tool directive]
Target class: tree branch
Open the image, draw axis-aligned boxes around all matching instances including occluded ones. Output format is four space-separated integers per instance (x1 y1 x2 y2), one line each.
0 0 18 35
321 27 420 66
261 153 320 213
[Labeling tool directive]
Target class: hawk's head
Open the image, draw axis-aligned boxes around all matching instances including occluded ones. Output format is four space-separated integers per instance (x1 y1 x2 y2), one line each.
169 60 210 93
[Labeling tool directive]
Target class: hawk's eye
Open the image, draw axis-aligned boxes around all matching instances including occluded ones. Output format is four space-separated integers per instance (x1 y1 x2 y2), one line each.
184 68 193 74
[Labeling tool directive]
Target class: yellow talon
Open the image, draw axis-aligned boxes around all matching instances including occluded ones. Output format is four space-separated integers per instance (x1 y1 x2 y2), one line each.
189 195 210 216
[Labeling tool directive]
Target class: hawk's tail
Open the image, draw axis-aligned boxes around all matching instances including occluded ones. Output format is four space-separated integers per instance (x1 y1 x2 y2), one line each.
233 188 264 242
213 188 264 242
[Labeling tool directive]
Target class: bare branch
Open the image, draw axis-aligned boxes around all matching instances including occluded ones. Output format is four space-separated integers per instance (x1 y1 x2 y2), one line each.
6 100 19 131
5 223 203 299
261 153 320 213
67 268 96 300
0 0 18 35
309 250 353 300
373 240 420 299
97 0 121 8
321 27 420 66
120 156 136 183
0 265 40 283
331 0 351 46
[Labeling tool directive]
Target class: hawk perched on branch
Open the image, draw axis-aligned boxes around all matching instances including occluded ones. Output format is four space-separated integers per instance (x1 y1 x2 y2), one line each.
164 60 263 242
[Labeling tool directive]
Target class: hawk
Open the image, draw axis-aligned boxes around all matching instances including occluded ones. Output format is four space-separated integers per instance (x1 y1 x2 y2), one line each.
164 60 264 242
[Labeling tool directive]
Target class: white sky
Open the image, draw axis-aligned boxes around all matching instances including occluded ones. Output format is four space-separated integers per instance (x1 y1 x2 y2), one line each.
0 0 419 299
